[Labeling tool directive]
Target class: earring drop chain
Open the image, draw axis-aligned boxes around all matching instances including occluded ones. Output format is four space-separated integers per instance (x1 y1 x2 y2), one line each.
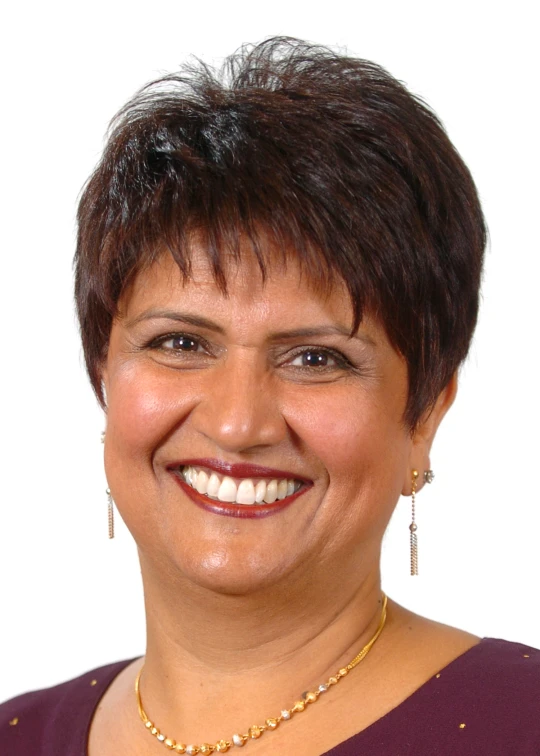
409 470 419 576
107 488 115 539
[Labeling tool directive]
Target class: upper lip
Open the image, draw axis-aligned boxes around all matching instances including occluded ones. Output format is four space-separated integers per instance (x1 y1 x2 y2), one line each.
166 458 312 483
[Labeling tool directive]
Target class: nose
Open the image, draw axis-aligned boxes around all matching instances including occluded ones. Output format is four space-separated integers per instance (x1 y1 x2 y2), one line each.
189 349 287 454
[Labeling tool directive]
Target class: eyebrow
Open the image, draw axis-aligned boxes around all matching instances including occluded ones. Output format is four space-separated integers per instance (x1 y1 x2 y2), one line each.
125 309 226 334
124 309 376 346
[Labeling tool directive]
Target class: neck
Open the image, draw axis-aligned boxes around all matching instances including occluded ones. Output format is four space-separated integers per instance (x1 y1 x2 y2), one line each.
136 549 392 744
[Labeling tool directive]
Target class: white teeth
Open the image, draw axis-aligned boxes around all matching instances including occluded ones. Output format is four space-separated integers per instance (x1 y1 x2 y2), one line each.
207 473 221 498
277 480 288 500
195 470 209 494
263 479 278 503
236 480 256 505
182 467 301 505
217 476 237 502
254 480 267 503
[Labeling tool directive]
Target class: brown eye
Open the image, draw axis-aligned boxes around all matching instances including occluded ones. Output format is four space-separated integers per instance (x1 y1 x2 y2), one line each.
290 350 337 368
159 335 201 351
172 336 198 351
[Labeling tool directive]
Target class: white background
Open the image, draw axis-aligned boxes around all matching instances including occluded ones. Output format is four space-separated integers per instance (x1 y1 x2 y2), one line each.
1 0 538 702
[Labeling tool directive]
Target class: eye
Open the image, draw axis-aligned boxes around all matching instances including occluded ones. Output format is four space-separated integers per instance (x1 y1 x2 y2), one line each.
289 349 341 368
149 333 206 353
161 335 201 351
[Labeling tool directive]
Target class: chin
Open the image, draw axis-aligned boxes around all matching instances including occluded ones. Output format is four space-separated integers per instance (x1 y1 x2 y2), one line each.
154 540 300 597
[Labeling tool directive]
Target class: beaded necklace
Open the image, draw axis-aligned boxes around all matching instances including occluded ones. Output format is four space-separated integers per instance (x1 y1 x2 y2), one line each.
136 592 388 754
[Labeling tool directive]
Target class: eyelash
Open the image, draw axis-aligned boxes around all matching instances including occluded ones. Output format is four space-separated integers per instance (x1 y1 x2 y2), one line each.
148 333 208 353
141 332 210 354
145 333 355 371
287 346 354 370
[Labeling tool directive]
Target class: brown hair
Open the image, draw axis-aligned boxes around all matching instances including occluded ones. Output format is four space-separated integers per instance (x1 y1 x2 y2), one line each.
75 37 486 428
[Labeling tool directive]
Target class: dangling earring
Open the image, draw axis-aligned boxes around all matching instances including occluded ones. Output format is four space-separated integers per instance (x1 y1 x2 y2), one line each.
409 470 419 575
107 488 115 539
102 430 114 540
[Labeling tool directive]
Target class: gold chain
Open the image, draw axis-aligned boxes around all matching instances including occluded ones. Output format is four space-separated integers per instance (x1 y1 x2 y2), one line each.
135 593 388 754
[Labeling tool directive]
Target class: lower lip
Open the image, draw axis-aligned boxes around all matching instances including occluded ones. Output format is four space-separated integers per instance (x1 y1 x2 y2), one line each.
171 475 309 519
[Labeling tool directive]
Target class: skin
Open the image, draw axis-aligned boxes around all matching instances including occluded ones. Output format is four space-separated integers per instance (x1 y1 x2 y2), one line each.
89 246 480 755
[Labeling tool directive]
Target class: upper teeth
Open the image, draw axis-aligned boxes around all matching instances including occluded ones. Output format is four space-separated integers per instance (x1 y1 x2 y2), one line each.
182 466 301 505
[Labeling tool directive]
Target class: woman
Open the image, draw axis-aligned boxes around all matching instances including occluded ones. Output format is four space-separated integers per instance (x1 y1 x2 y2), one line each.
1 37 538 755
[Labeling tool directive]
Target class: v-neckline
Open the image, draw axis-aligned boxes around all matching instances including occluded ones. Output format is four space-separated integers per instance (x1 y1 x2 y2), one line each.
320 636 488 754
84 638 490 756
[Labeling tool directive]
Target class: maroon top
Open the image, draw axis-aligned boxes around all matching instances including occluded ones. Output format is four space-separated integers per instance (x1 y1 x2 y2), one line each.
1 637 539 755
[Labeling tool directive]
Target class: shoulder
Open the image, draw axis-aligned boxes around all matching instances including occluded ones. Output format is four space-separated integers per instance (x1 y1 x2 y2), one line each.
393 603 540 705
0 658 135 755
412 637 540 753
448 636 540 694
335 636 540 756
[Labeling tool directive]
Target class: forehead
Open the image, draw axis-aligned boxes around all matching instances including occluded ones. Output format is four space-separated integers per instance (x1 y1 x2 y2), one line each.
119 245 358 331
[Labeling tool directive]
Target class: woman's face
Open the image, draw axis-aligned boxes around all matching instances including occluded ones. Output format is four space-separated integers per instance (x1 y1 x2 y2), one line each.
102 246 439 594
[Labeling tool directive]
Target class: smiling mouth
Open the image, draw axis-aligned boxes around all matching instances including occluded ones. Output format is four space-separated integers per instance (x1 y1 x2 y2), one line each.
178 465 304 506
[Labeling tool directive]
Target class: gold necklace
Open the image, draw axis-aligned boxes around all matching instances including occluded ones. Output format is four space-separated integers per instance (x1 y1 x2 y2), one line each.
135 592 388 754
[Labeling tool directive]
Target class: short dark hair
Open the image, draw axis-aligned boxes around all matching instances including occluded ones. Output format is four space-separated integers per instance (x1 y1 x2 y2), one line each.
75 36 486 429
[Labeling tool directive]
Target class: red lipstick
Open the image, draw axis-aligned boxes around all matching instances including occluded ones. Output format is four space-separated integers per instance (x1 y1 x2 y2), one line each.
167 459 312 519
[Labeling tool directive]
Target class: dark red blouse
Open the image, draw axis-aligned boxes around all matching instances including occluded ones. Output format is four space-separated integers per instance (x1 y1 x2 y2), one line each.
1 637 539 755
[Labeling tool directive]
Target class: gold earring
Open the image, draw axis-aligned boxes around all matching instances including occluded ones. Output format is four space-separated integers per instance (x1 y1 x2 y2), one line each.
107 488 115 539
409 470 419 575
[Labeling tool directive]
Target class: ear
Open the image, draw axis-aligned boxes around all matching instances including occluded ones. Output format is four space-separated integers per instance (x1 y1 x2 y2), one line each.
401 372 458 495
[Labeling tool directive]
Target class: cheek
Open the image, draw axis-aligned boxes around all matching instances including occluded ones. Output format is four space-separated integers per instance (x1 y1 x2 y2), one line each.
289 386 407 474
104 362 196 469
103 362 203 543
287 387 410 538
